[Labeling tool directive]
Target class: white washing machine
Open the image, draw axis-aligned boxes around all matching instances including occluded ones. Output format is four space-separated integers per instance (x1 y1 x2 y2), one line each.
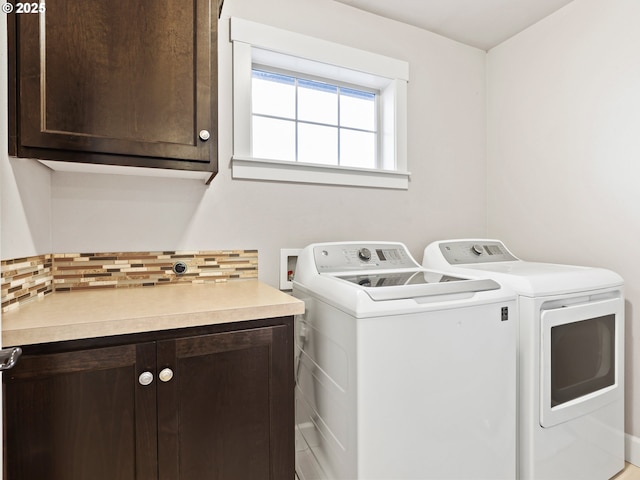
423 239 625 480
293 241 517 480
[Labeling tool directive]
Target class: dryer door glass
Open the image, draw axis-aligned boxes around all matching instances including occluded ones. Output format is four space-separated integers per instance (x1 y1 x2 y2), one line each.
550 314 615 407
540 296 623 428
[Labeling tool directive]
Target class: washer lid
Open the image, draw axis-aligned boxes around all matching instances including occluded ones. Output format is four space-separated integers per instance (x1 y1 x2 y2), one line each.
334 270 501 301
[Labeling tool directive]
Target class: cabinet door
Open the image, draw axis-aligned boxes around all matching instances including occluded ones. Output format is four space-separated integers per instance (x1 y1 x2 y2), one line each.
157 325 294 480
3 343 158 480
10 0 217 171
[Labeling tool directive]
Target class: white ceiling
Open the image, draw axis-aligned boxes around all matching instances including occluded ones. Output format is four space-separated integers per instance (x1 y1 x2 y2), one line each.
334 0 575 51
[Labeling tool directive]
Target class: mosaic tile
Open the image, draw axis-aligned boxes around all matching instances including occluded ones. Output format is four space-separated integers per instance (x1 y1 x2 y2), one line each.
1 254 54 313
1 250 258 312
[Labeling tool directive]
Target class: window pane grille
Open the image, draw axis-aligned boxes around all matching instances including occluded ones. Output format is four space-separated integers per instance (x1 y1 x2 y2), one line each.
298 123 338 165
298 79 338 125
340 87 375 131
251 69 377 167
340 130 376 169
252 116 296 161
251 70 296 119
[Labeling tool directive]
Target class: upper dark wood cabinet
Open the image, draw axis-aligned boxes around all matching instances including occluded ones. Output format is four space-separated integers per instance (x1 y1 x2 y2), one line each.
8 0 219 175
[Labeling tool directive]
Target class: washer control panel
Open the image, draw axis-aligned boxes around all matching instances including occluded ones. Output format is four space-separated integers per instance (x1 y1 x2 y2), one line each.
438 240 518 265
313 243 418 272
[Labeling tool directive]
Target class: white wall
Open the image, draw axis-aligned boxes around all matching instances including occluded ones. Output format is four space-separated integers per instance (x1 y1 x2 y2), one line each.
487 0 640 449
5 0 488 287
3 0 639 462
1 159 51 258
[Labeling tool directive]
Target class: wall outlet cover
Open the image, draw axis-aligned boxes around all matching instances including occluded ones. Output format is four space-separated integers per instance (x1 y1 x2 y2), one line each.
279 248 301 290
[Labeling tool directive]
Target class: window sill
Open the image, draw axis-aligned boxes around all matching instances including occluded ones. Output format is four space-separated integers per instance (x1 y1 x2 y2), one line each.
231 156 410 190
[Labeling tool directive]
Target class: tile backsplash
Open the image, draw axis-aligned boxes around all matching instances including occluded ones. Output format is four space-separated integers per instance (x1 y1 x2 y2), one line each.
1 250 258 313
1 255 54 313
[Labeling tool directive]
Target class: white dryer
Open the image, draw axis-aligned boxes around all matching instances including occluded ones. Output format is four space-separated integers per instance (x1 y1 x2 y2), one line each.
293 241 517 480
423 239 625 480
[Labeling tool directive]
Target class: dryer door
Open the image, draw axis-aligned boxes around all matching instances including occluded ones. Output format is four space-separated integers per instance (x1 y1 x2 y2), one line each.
540 295 623 428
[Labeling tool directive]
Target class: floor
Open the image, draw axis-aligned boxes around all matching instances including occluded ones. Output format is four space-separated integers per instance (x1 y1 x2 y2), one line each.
295 428 640 480
294 461 640 479
614 462 640 480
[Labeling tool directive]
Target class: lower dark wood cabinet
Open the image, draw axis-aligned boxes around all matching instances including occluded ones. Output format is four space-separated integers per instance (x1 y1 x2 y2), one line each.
3 318 294 480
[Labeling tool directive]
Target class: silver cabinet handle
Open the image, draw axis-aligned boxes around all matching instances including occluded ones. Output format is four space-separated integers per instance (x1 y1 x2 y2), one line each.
138 371 154 386
0 347 22 371
159 368 174 383
199 129 210 141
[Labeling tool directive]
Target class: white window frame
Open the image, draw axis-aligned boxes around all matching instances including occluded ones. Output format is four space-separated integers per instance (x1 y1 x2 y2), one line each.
230 17 410 190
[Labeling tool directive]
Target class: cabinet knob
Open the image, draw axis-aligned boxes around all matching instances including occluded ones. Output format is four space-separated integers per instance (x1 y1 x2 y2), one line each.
138 371 154 386
199 129 211 141
159 368 174 383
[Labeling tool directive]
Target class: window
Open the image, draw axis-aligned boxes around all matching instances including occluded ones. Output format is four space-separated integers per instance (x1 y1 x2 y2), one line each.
252 70 377 168
230 18 410 189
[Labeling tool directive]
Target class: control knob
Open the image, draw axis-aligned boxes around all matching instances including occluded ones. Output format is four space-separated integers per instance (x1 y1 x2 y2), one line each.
358 248 372 261
471 244 484 256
